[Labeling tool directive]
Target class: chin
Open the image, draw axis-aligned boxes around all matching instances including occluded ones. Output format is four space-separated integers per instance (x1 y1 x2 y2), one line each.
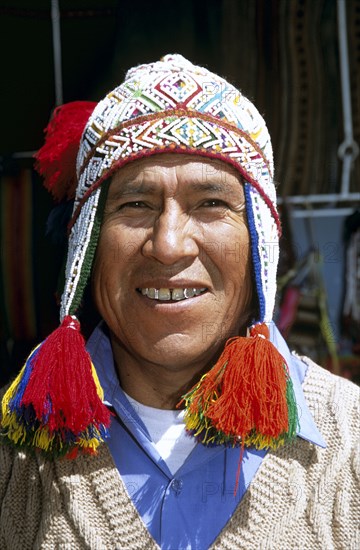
130 332 221 369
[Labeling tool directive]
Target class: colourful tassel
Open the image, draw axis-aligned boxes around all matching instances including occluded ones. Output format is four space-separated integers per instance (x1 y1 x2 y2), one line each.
1 316 110 458
34 101 97 201
179 323 299 450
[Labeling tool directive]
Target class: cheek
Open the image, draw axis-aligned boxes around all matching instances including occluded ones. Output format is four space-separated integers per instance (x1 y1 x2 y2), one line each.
91 250 112 317
91 229 123 311
234 232 253 297
206 221 251 279
91 225 144 310
93 230 115 284
94 224 139 272
96 230 125 265
210 221 253 315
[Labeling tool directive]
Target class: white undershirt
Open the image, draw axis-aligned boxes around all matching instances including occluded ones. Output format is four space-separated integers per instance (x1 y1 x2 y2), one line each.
123 392 197 475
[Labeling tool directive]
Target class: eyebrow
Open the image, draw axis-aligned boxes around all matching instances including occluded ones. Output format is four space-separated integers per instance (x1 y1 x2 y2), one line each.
189 182 227 193
110 180 158 198
109 179 234 200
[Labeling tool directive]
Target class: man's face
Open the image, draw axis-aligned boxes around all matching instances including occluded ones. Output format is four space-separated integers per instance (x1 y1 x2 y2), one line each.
92 154 253 370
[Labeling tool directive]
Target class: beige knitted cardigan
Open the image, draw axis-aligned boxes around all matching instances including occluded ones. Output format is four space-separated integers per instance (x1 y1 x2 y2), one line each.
0 358 359 550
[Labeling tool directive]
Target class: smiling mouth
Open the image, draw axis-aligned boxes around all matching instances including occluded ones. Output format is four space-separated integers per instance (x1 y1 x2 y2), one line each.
137 287 208 302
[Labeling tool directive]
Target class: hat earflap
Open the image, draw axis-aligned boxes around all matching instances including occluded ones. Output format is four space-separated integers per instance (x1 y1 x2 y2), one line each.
180 323 299 451
1 178 111 459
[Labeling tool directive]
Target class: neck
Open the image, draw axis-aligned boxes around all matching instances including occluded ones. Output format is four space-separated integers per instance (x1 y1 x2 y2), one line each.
110 332 222 410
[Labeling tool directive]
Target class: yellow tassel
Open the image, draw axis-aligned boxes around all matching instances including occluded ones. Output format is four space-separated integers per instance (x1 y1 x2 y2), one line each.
1 365 26 413
77 434 102 452
32 427 56 452
91 362 104 401
1 413 26 445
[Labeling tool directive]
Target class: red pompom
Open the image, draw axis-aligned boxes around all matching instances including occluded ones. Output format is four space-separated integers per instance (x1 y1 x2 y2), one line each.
34 101 97 201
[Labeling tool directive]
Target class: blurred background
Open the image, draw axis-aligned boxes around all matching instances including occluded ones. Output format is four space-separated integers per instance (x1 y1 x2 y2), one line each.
0 0 359 385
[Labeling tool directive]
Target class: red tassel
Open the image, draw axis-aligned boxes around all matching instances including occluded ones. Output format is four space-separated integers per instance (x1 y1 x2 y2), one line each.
34 101 97 201
21 315 110 436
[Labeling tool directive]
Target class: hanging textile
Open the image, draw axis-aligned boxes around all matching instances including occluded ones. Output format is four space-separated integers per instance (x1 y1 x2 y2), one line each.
0 166 60 386
0 168 37 341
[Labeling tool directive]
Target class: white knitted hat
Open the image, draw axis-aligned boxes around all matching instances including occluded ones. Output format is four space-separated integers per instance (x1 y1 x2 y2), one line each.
62 54 280 325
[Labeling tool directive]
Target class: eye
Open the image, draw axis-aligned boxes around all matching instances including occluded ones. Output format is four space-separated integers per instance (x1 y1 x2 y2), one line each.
201 199 228 208
118 201 148 210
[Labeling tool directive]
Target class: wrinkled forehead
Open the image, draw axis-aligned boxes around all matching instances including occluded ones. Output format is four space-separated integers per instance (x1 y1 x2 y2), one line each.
108 153 245 198
74 58 274 217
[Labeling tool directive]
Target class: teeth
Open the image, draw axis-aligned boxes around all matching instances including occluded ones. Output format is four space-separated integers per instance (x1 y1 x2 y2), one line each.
172 288 185 301
139 287 207 301
158 288 171 300
147 288 157 299
194 288 204 296
184 288 195 298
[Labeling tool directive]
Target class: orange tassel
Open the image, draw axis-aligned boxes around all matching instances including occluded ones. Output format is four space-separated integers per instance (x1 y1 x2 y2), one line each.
180 323 298 450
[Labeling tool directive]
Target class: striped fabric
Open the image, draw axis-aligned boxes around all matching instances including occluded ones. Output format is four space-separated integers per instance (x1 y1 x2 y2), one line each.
0 169 36 341
221 0 359 196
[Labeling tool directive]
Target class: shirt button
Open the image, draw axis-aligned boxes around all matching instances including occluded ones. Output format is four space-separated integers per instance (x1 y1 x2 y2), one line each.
170 478 183 496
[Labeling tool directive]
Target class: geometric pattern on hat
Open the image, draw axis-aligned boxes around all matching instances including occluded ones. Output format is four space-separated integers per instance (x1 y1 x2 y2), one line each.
61 54 280 325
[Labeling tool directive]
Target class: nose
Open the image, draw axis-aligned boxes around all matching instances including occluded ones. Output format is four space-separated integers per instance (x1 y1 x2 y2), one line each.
142 203 199 265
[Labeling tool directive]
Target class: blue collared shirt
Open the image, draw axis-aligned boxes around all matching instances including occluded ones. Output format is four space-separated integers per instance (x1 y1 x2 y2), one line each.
87 323 326 550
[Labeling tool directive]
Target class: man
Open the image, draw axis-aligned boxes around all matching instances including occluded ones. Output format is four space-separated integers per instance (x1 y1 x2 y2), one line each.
0 55 359 549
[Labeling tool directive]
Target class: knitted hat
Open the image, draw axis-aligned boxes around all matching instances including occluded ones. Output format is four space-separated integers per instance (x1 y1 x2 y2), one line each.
65 54 279 324
1 55 298 458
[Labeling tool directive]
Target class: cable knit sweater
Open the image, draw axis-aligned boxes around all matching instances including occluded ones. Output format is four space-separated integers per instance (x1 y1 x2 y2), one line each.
0 358 359 550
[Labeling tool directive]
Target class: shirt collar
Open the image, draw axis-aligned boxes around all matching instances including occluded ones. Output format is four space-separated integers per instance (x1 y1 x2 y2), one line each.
268 322 326 448
87 321 326 449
